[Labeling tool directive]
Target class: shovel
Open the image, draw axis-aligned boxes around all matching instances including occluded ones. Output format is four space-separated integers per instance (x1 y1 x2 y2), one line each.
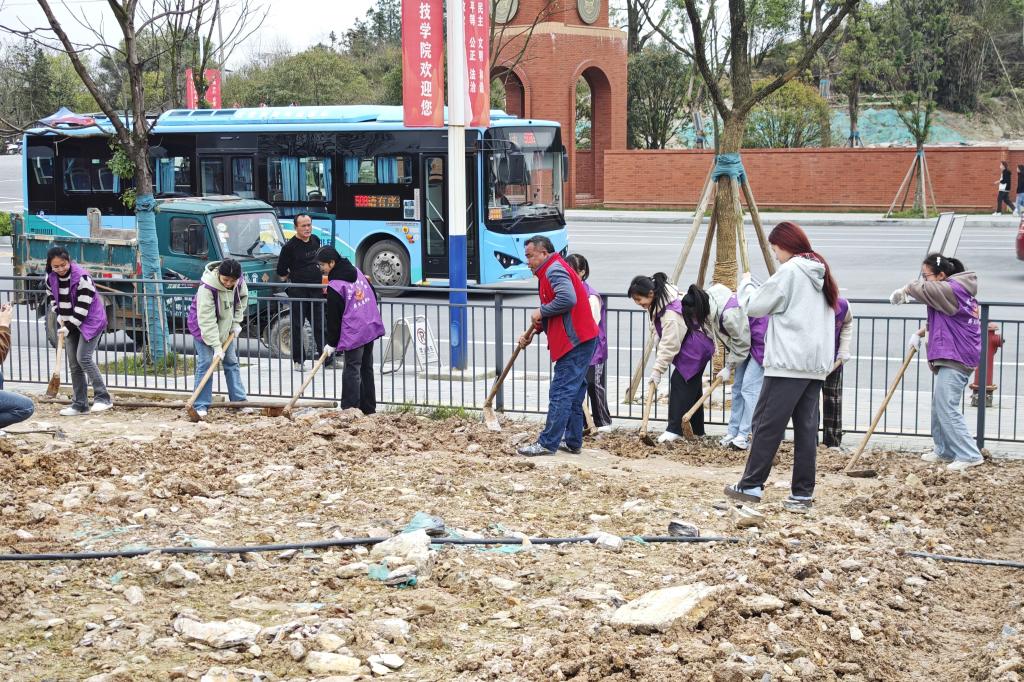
680 376 725 439
482 326 535 432
185 332 236 422
639 381 658 446
582 397 596 436
844 346 918 478
283 347 333 418
46 330 65 398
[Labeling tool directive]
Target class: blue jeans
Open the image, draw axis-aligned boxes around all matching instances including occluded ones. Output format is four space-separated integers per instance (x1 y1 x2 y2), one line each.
538 338 597 451
193 338 247 411
931 366 982 463
1016 192 1024 212
727 356 764 438
0 373 34 429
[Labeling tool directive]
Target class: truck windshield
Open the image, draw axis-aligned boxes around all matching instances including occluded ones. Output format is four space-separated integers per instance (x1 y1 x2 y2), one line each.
213 212 287 258
485 126 564 234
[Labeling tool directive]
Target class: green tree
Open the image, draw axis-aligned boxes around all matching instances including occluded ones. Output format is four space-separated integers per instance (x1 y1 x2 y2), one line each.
223 46 374 107
627 44 692 149
743 79 831 148
834 5 882 146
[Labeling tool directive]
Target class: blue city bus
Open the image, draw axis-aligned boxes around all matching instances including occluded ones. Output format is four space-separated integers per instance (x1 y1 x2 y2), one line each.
21 105 569 292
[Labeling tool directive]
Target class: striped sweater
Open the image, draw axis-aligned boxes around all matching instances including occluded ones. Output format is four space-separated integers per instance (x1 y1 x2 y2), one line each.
47 272 96 330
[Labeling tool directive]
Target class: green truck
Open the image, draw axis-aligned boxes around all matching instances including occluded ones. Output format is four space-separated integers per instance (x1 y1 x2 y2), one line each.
12 196 306 356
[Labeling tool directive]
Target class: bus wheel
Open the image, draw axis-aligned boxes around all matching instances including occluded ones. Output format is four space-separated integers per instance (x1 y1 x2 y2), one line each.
362 240 409 297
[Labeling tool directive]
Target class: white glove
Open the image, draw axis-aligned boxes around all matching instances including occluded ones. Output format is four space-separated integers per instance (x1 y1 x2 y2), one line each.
890 287 909 305
740 272 753 286
647 373 664 390
907 333 923 351
716 365 732 383
322 344 335 357
837 351 851 363
231 324 242 337
213 348 225 362
56 325 68 338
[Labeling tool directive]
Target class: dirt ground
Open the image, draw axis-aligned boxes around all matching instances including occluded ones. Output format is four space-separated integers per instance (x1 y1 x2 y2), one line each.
1 402 1022 682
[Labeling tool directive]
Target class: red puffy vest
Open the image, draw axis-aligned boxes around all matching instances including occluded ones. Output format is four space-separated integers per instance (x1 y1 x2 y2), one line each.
536 255 599 361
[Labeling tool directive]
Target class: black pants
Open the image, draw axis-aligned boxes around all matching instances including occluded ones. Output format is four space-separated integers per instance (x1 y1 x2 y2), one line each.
341 343 376 414
667 369 705 436
739 376 822 498
822 365 844 447
586 363 612 427
997 191 1015 213
288 293 324 364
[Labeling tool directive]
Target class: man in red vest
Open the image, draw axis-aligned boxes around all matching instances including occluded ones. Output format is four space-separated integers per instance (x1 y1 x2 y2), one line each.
517 236 599 456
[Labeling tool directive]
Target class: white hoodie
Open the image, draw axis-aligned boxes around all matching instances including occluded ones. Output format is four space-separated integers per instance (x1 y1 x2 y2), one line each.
739 257 835 381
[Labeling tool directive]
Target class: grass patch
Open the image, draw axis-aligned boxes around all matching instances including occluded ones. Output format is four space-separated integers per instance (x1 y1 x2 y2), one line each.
384 403 473 420
101 352 195 377
888 208 926 219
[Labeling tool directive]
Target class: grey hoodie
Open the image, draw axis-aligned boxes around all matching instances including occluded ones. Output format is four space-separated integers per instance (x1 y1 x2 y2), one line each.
740 257 835 381
706 283 751 369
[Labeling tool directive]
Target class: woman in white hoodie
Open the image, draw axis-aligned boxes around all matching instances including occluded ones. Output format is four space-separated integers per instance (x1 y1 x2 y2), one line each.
725 222 841 513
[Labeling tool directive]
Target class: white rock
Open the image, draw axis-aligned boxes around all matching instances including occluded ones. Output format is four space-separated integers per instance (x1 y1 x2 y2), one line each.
173 616 261 649
369 529 431 573
838 559 863 572
163 562 201 587
594 532 623 551
368 653 405 670
337 562 368 579
27 502 55 522
488 576 520 591
373 617 411 642
305 651 362 675
288 640 306 661
132 507 158 522
611 583 728 633
234 473 263 489
849 625 864 642
61 494 83 510
370 662 391 675
731 505 765 528
14 529 34 540
199 667 239 682
589 514 611 523
123 585 145 606
317 631 345 652
737 593 786 616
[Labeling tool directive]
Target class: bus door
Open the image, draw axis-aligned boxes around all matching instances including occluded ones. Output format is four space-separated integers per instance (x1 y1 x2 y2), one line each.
420 153 480 281
197 155 256 198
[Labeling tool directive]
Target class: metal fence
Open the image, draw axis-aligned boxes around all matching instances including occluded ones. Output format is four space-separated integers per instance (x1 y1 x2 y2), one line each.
2 276 1020 447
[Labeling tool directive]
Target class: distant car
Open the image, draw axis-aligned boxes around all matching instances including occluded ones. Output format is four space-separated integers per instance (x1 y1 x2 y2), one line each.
1017 214 1024 261
3 141 19 155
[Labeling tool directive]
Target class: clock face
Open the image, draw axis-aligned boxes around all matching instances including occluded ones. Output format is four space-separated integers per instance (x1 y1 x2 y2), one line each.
577 0 600 24
492 0 519 24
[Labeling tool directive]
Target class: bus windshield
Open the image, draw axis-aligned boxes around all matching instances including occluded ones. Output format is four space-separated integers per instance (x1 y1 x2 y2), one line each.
485 126 564 233
212 212 287 258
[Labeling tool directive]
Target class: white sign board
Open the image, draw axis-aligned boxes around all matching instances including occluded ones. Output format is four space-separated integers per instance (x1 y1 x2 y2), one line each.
380 315 444 374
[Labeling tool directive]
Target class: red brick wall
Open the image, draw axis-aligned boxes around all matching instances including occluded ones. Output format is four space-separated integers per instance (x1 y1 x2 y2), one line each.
575 150 594 195
602 147 1023 212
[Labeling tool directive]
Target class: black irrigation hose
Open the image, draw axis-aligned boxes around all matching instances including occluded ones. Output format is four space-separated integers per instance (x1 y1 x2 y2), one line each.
0 534 738 563
906 550 1024 570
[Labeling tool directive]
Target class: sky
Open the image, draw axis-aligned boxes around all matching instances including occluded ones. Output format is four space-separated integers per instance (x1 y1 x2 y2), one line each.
0 0 376 67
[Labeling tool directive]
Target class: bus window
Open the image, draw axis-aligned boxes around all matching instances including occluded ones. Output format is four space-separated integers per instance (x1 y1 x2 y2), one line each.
154 157 192 194
200 158 224 195
31 158 54 187
302 157 331 201
268 156 332 202
63 158 117 193
232 157 255 198
343 157 376 184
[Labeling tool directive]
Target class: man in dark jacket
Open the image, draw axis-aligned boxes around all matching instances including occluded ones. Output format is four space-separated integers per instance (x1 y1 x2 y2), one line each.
517 236 599 456
276 214 325 370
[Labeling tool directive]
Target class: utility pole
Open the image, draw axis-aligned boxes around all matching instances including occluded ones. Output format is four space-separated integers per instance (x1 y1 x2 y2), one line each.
446 0 469 370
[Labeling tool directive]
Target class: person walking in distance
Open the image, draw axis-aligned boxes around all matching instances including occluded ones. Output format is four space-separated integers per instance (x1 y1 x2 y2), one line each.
995 161 1014 215
822 296 854 449
628 276 716 443
706 282 767 451
45 246 112 416
724 222 840 513
0 303 35 433
890 254 984 471
277 214 325 370
516 236 599 457
317 247 385 414
1015 164 1023 217
566 253 612 433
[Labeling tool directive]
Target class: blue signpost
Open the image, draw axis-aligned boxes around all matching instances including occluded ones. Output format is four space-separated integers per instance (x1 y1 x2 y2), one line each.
446 0 469 370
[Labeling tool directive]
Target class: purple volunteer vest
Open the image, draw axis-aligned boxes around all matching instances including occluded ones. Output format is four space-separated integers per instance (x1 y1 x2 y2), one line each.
723 294 768 365
654 299 715 381
187 282 241 343
582 282 608 366
833 297 850 360
47 262 107 342
328 270 385 352
926 280 981 368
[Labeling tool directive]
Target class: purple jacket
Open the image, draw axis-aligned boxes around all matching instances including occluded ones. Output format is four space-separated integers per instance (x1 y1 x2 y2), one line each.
582 282 608 366
723 293 768 365
47 262 106 342
327 270 385 352
655 299 715 382
833 297 850 360
927 279 981 368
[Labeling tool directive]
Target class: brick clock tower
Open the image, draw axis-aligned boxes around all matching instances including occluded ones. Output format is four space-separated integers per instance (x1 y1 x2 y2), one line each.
491 0 627 206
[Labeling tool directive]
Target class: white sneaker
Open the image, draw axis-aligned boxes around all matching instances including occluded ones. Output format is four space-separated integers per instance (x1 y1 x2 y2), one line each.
293 361 306 371
729 435 750 450
59 406 88 417
596 425 613 433
947 458 984 472
194 408 208 419
992 212 1002 216
920 451 951 463
90 401 113 413
719 433 738 447
237 407 256 415
657 431 681 444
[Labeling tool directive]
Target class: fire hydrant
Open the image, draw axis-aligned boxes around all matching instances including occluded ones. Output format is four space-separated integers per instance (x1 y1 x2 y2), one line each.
971 323 1003 407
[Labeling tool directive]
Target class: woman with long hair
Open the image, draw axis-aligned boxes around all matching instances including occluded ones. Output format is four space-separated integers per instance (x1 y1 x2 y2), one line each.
725 222 839 512
566 253 612 432
628 274 715 443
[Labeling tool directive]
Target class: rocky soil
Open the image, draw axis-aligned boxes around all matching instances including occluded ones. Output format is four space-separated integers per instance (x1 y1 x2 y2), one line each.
1 402 1022 681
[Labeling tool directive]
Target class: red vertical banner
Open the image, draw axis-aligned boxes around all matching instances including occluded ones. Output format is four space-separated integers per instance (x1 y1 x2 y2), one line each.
185 68 222 109
402 0 444 127
185 68 197 108
465 0 490 127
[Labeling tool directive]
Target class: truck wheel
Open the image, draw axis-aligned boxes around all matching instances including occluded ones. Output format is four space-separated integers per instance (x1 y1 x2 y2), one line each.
362 240 409 297
265 314 314 360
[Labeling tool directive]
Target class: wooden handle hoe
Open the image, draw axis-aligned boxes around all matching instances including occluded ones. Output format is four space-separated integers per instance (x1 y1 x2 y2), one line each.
639 381 658 446
681 376 724 439
845 346 918 478
283 347 332 418
482 326 535 432
46 331 65 398
582 397 596 436
185 332 236 422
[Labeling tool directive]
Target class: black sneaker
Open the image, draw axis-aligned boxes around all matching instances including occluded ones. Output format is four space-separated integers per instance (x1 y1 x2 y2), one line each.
558 441 582 454
783 497 813 513
517 442 556 457
724 484 762 504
